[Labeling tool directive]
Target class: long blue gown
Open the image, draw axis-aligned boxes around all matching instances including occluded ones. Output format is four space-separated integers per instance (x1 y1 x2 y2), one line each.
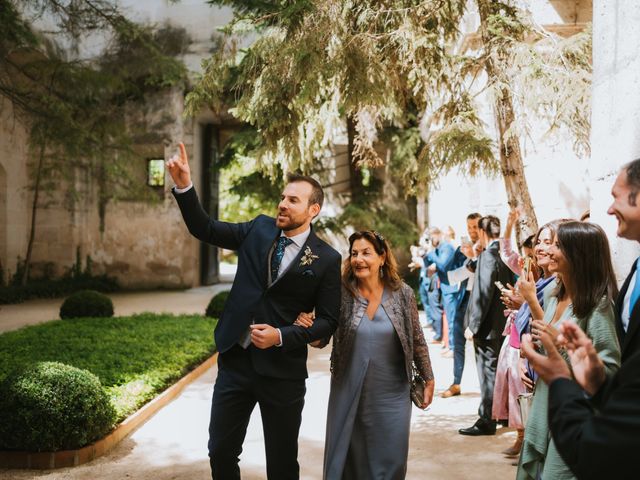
324 290 411 479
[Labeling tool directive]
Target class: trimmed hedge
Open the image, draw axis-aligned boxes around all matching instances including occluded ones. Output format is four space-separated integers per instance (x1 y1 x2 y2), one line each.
60 290 114 319
0 362 116 451
205 290 230 318
0 314 216 424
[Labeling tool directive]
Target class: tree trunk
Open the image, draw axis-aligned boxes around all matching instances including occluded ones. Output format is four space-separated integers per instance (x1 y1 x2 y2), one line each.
477 0 538 242
347 115 365 203
22 141 46 286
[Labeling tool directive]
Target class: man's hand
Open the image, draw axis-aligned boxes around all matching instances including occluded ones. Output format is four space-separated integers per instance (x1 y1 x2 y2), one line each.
558 322 607 396
521 331 571 385
250 324 281 349
461 243 474 259
166 142 192 189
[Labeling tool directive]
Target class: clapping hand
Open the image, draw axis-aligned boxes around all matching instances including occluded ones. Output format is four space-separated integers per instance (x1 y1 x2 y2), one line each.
166 142 191 189
531 319 559 346
520 331 571 385
558 322 606 396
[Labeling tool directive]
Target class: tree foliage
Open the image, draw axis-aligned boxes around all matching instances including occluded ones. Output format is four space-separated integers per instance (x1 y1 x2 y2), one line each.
188 0 496 181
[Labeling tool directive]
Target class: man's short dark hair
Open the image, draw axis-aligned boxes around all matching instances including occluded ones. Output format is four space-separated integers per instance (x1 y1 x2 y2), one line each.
286 173 324 210
467 212 482 221
624 159 640 206
479 215 501 239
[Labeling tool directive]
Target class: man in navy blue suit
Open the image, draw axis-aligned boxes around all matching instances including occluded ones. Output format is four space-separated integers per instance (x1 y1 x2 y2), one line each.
425 227 459 350
167 143 341 480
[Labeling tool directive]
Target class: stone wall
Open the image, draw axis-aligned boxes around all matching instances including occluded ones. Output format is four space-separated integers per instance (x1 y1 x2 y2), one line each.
589 1 640 283
0 87 205 288
0 98 31 283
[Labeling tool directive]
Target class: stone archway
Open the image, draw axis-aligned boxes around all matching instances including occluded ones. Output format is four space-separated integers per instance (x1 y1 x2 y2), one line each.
0 162 6 283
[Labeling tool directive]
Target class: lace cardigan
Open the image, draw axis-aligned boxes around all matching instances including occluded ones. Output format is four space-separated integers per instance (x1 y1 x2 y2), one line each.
326 282 434 384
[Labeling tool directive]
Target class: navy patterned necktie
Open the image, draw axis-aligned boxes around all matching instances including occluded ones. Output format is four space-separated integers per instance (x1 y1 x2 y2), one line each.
271 236 294 281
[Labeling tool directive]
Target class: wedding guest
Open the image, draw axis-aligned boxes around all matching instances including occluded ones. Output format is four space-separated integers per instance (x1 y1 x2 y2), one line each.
296 230 434 479
519 159 640 480
459 215 516 436
516 221 620 480
492 219 564 458
441 212 482 398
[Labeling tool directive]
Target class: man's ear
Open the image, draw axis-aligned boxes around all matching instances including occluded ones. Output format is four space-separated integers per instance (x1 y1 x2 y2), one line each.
309 203 321 218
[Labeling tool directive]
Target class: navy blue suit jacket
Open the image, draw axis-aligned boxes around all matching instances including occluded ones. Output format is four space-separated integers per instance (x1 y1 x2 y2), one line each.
426 240 457 292
173 187 341 380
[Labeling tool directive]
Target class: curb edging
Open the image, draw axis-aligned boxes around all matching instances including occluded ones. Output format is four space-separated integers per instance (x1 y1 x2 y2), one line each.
0 353 218 470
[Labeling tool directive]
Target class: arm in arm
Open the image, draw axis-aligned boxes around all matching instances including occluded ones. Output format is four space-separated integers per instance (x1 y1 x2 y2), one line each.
279 255 341 350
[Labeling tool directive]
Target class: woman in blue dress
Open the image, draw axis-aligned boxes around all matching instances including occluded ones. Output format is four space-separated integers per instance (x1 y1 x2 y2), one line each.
296 230 434 479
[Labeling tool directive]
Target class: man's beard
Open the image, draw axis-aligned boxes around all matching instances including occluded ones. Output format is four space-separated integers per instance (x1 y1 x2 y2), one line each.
276 214 305 231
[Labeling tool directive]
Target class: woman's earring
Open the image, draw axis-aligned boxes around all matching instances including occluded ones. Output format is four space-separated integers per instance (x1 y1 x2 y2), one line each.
379 264 384 278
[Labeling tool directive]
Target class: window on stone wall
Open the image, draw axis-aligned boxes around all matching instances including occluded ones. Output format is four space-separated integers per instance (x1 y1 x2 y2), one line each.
147 159 165 187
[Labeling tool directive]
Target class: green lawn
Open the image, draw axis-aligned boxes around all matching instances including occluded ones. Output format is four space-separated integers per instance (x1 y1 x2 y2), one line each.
0 314 216 421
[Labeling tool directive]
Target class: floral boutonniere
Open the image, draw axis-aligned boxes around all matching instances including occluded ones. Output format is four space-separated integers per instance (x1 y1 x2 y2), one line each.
299 246 319 267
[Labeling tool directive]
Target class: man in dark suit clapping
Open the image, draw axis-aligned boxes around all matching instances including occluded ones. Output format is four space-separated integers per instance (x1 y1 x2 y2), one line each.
521 159 640 479
167 143 341 480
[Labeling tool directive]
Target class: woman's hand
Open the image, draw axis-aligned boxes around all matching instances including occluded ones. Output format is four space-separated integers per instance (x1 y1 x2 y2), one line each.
501 283 524 310
531 319 559 345
294 312 315 328
517 270 537 304
309 339 323 348
421 379 435 409
518 357 534 390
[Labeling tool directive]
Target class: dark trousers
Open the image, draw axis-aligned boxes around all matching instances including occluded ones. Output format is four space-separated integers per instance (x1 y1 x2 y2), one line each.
208 346 306 480
473 338 502 423
453 290 470 384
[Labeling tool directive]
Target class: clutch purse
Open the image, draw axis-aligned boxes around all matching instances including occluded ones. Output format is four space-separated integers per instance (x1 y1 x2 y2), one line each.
410 369 426 408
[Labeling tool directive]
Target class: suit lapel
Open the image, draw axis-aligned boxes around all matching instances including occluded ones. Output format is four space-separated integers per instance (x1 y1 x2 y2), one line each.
268 228 319 289
615 262 638 352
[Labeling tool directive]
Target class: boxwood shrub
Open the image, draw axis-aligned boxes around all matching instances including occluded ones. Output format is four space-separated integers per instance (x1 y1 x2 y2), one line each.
60 290 114 319
0 362 116 451
205 290 230 318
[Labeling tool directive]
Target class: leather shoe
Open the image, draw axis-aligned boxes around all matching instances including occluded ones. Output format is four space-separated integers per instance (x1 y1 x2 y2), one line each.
440 384 461 398
458 420 496 436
